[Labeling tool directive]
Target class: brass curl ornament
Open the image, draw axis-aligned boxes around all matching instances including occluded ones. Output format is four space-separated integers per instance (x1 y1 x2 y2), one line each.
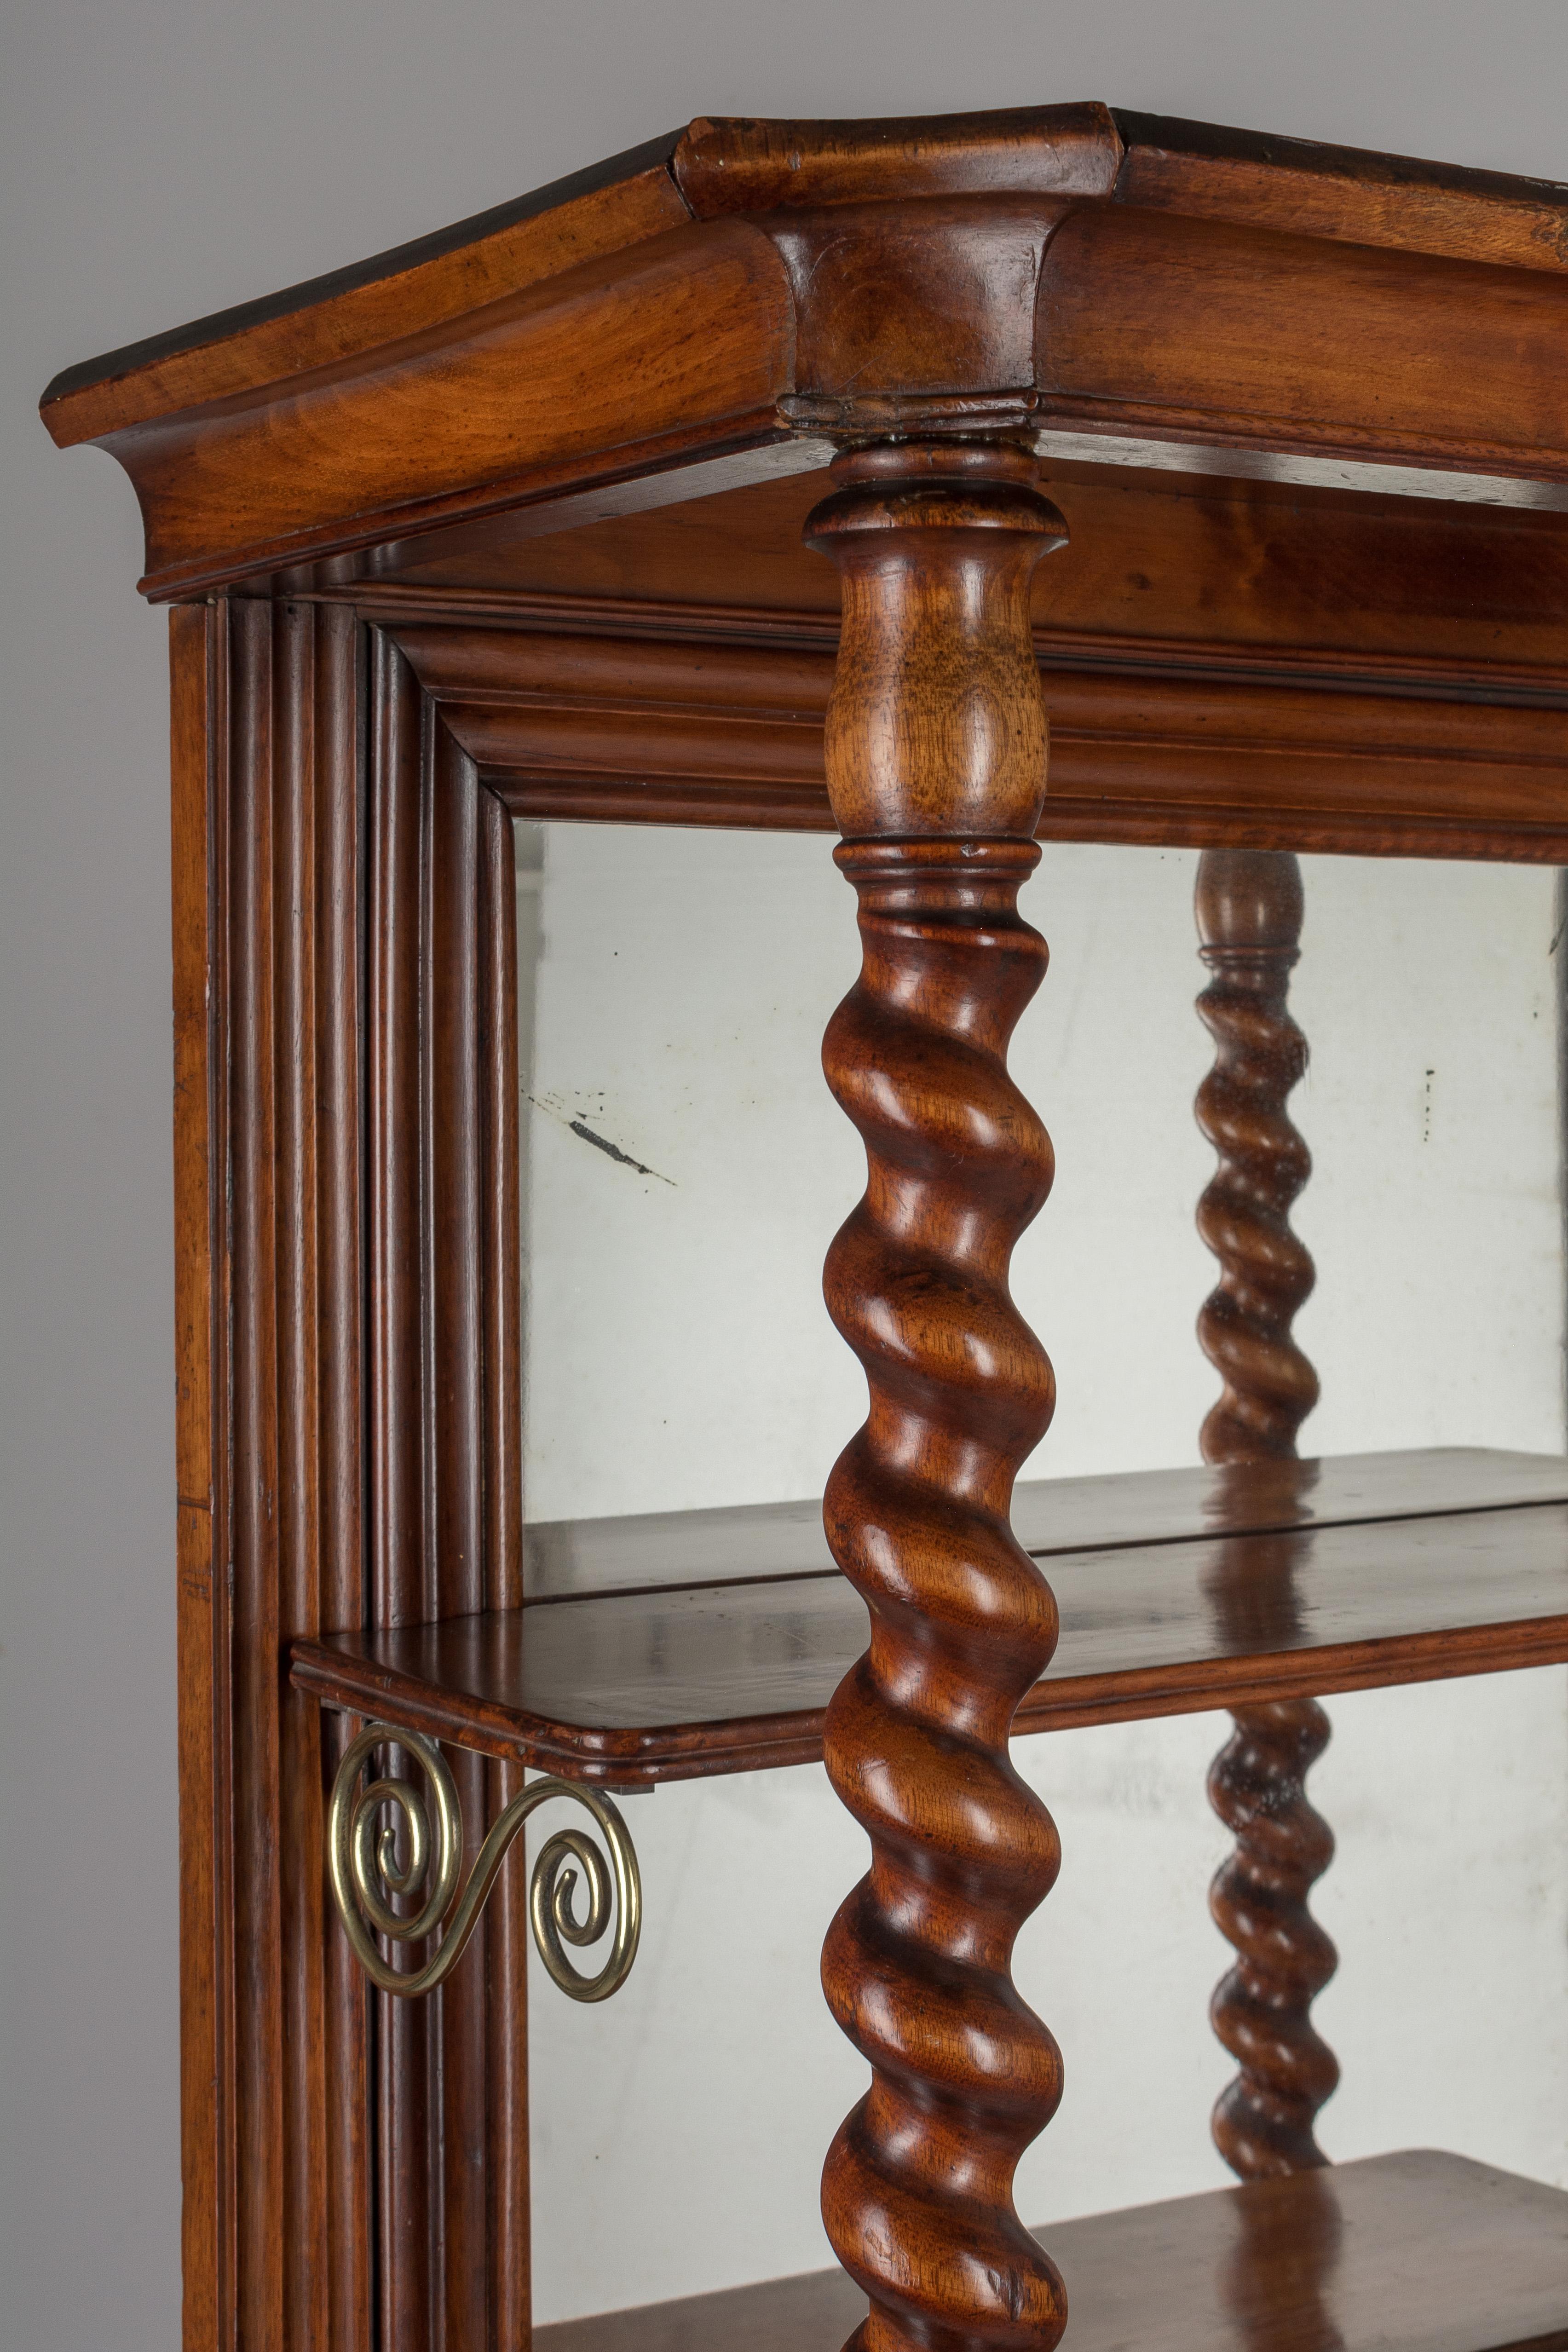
327 1724 641 2004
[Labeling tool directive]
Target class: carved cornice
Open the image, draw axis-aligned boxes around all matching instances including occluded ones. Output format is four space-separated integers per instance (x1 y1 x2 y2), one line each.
43 105 1568 599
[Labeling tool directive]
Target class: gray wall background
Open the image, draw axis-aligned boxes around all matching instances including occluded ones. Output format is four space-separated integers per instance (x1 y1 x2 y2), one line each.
6 5 1568 2346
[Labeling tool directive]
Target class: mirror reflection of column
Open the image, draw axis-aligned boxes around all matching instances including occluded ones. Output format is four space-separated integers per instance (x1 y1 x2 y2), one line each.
809 441 1070 2352
1194 849 1339 2179
1216 2164 1348 2352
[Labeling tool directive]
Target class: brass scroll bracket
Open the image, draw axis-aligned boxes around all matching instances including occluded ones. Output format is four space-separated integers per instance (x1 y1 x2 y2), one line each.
327 1723 642 2004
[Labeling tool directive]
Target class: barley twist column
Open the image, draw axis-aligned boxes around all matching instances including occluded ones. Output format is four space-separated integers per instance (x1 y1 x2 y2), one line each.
1195 848 1338 2179
807 441 1069 2352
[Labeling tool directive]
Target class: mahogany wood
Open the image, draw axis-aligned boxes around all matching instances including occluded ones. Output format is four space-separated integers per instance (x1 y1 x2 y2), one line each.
375 608 1568 867
375 456 1568 683
40 109 1568 600
48 109 1568 441
672 105 1120 215
48 98 1568 2352
105 223 796 597
1035 202 1568 484
808 441 1069 2352
1194 849 1338 2180
292 1452 1568 1786
515 1446 1568 1603
367 631 433 2346
480 787 531 2343
39 134 689 444
1110 112 1568 272
1194 852 1319 1464
169 603 226 2351
195 599 371 2352
367 642 530 2349
533 2151 1568 2352
1208 1693 1337 2173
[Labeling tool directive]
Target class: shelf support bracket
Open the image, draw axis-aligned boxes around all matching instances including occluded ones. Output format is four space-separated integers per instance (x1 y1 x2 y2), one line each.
326 1722 642 2004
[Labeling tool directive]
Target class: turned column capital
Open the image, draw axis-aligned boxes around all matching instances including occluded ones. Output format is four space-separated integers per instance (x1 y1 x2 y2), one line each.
805 440 1066 841
1196 846 1306 966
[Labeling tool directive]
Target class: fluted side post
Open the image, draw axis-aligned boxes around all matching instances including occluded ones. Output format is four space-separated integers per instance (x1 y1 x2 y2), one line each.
807 441 1069 2352
1195 848 1338 2179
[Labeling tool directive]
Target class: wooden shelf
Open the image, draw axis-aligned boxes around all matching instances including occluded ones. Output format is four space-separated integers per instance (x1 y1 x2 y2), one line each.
290 1448 1568 1785
533 2150 1568 2352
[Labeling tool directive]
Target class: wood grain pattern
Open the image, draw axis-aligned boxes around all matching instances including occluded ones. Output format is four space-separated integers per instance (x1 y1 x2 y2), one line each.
1111 110 1568 275
44 105 1568 601
378 611 1568 868
674 105 1121 213
807 442 1072 2352
367 633 530 2349
1194 852 1337 2181
375 456 1568 685
39 136 688 445
1194 853 1319 1464
820 835 1065 2352
210 601 371 2352
512 1446 1568 1601
764 195 1078 427
1037 204 1568 483
480 784 531 2350
292 1457 1568 1787
112 220 795 597
533 2150 1568 2352
1208 1691 1338 2174
170 601 229 2352
272 600 371 2348
366 630 434 2348
52 104 1568 445
47 104 1125 447
59 102 1568 2352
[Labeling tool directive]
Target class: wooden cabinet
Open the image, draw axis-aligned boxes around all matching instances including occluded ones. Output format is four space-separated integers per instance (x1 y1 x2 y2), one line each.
43 102 1568 2352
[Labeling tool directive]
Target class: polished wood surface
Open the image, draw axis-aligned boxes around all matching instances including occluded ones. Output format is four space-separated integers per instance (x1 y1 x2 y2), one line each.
1036 202 1568 484
40 107 1568 601
518 1446 1568 1602
169 604 225 2352
1210 1695 1337 2170
380 454 1568 679
367 640 530 2348
48 107 1568 437
534 2151 1568 2352
376 594 1568 866
1194 849 1338 2182
1111 111 1568 270
1194 852 1318 1464
189 600 371 2352
808 441 1070 2352
292 1451 1568 1785
38 133 689 444
51 99 1568 2352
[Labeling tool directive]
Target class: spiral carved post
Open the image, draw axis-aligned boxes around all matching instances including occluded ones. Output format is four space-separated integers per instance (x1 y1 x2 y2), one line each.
1195 848 1338 2178
807 440 1069 2352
